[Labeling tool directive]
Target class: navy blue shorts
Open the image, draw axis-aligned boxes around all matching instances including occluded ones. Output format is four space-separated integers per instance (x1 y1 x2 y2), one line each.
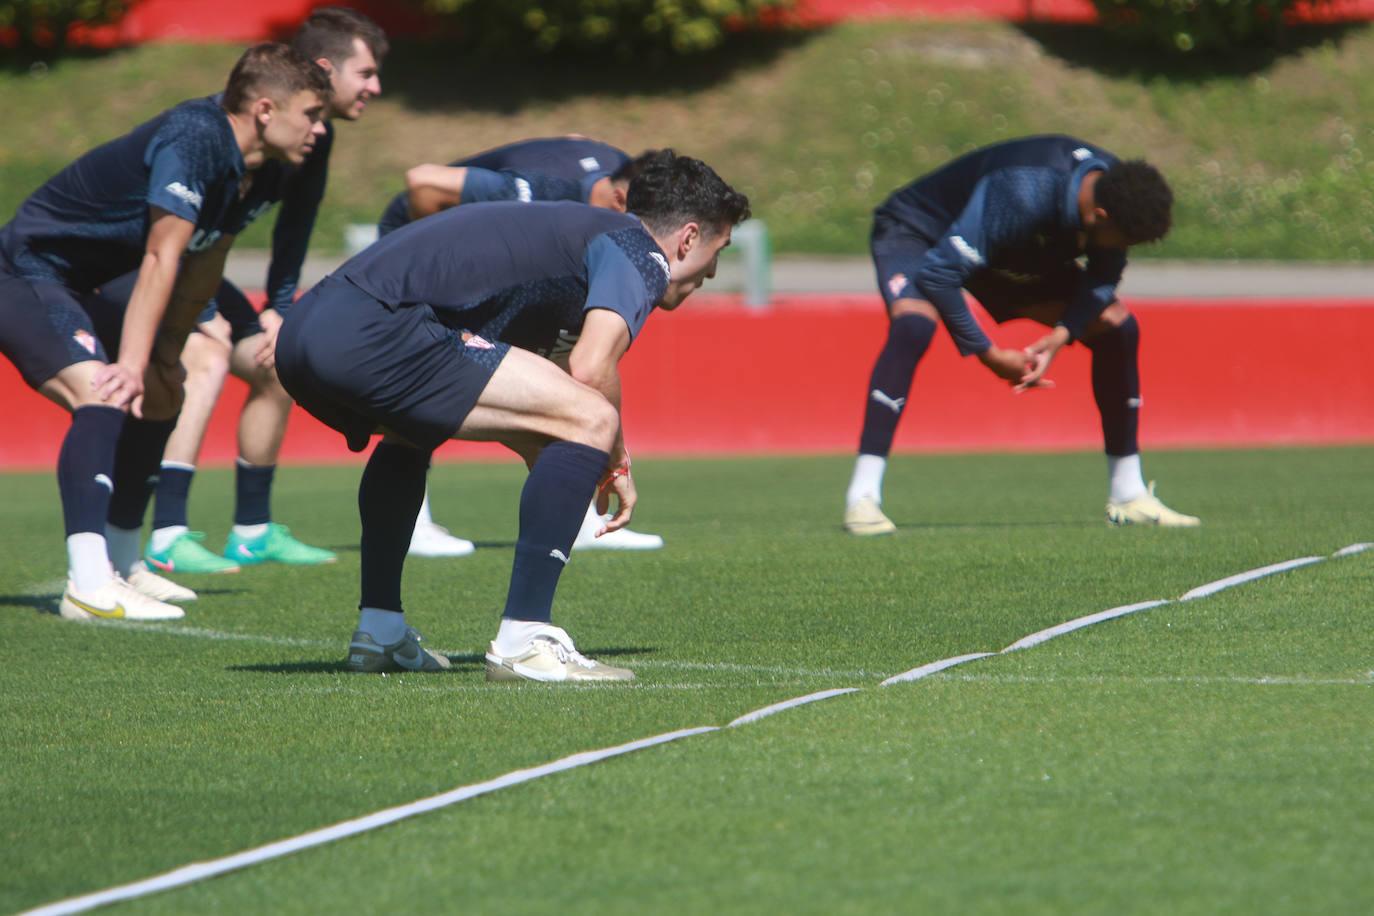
0 267 123 388
275 275 509 453
870 213 1084 323
195 279 264 342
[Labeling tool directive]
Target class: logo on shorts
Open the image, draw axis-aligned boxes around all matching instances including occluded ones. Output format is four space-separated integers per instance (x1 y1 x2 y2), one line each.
461 332 494 350
164 181 203 208
514 178 533 202
73 329 97 355
887 273 910 300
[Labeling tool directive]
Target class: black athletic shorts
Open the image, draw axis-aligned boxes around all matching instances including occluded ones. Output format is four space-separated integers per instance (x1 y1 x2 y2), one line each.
275 275 509 452
870 212 1082 323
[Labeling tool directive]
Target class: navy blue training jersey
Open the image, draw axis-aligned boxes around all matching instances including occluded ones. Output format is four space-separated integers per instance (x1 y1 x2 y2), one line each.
877 135 1127 353
343 200 668 356
0 96 245 292
212 99 334 314
377 137 630 236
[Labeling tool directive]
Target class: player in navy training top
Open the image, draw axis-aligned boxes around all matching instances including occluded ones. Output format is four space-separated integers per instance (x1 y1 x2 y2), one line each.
843 135 1199 536
275 152 750 681
124 8 389 578
379 136 648 235
377 139 668 556
0 43 330 622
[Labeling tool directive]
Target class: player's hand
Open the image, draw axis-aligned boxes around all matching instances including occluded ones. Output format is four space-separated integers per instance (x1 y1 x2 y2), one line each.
91 361 145 415
595 457 637 535
253 309 283 369
977 345 1031 383
1014 327 1070 393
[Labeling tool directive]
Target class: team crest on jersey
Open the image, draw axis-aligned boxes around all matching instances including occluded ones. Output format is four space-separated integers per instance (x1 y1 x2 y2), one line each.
73 329 97 355
887 273 909 299
579 156 601 172
461 332 494 350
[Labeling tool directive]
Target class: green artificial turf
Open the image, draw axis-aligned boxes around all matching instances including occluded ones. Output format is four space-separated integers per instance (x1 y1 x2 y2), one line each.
1 447 1370 913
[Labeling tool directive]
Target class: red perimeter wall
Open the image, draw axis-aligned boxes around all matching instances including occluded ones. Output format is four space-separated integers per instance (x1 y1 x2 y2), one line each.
2 296 1370 470
46 0 1374 47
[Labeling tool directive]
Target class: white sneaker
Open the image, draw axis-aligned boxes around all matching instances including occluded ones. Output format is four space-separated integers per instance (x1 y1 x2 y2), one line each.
844 496 897 536
408 519 476 558
572 507 664 551
126 561 197 602
485 624 635 683
1106 482 1200 527
59 576 185 622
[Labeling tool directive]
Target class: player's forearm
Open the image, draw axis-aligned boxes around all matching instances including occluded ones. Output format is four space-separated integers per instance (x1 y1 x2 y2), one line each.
158 240 232 361
116 251 182 374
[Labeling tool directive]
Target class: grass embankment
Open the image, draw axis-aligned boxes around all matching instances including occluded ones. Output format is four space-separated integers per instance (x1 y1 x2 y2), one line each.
3 20 1374 258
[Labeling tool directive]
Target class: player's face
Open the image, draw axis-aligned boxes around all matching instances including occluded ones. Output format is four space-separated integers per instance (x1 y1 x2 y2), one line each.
264 90 328 164
660 223 732 311
328 38 381 121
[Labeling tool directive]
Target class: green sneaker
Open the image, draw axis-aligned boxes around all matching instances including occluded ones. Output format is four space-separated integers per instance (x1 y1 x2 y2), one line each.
145 531 241 574
224 523 337 566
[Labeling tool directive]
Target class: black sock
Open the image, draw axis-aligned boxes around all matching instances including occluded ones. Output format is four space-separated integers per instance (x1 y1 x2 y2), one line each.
152 464 194 531
233 460 276 526
57 406 125 537
502 441 608 623
857 313 936 457
1087 314 1141 457
358 441 431 612
107 416 177 530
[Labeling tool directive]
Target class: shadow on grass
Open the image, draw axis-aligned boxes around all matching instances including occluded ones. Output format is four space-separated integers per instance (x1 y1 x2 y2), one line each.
1017 22 1366 81
380 29 816 113
0 595 60 615
229 646 653 675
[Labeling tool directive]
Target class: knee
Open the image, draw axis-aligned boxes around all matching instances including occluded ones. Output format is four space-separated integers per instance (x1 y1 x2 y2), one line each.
1084 311 1139 353
573 392 620 453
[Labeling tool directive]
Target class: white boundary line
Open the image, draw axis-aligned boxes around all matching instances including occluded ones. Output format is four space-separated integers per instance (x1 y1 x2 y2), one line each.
1180 556 1326 601
727 688 862 726
18 541 1369 916
17 727 718 916
1001 600 1172 653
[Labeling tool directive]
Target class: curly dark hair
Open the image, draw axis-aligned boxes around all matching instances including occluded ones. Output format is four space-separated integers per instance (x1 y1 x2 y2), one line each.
1094 160 1173 244
626 150 751 238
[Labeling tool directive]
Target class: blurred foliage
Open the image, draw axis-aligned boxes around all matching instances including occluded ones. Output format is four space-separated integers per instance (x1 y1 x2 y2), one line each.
0 0 129 56
409 0 794 59
1090 0 1337 54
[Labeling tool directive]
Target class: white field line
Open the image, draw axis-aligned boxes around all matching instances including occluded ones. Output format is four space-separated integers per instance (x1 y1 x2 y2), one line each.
880 653 996 686
1001 600 1172 653
727 688 862 727
1180 556 1326 601
16 727 719 916
934 672 1374 687
18 542 1369 915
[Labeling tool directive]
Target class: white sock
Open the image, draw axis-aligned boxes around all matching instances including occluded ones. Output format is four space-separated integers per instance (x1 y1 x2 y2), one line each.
846 454 888 508
1107 454 1147 503
358 607 407 645
67 533 114 593
491 617 552 657
416 489 434 526
104 524 142 577
232 523 269 540
149 524 189 554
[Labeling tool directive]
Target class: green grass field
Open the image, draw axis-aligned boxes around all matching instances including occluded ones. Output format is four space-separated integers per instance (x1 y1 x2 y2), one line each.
2 447 1371 914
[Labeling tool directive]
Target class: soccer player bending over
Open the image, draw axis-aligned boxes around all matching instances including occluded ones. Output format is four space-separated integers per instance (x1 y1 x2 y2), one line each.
844 135 1199 535
0 44 330 621
276 152 749 681
376 136 669 556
